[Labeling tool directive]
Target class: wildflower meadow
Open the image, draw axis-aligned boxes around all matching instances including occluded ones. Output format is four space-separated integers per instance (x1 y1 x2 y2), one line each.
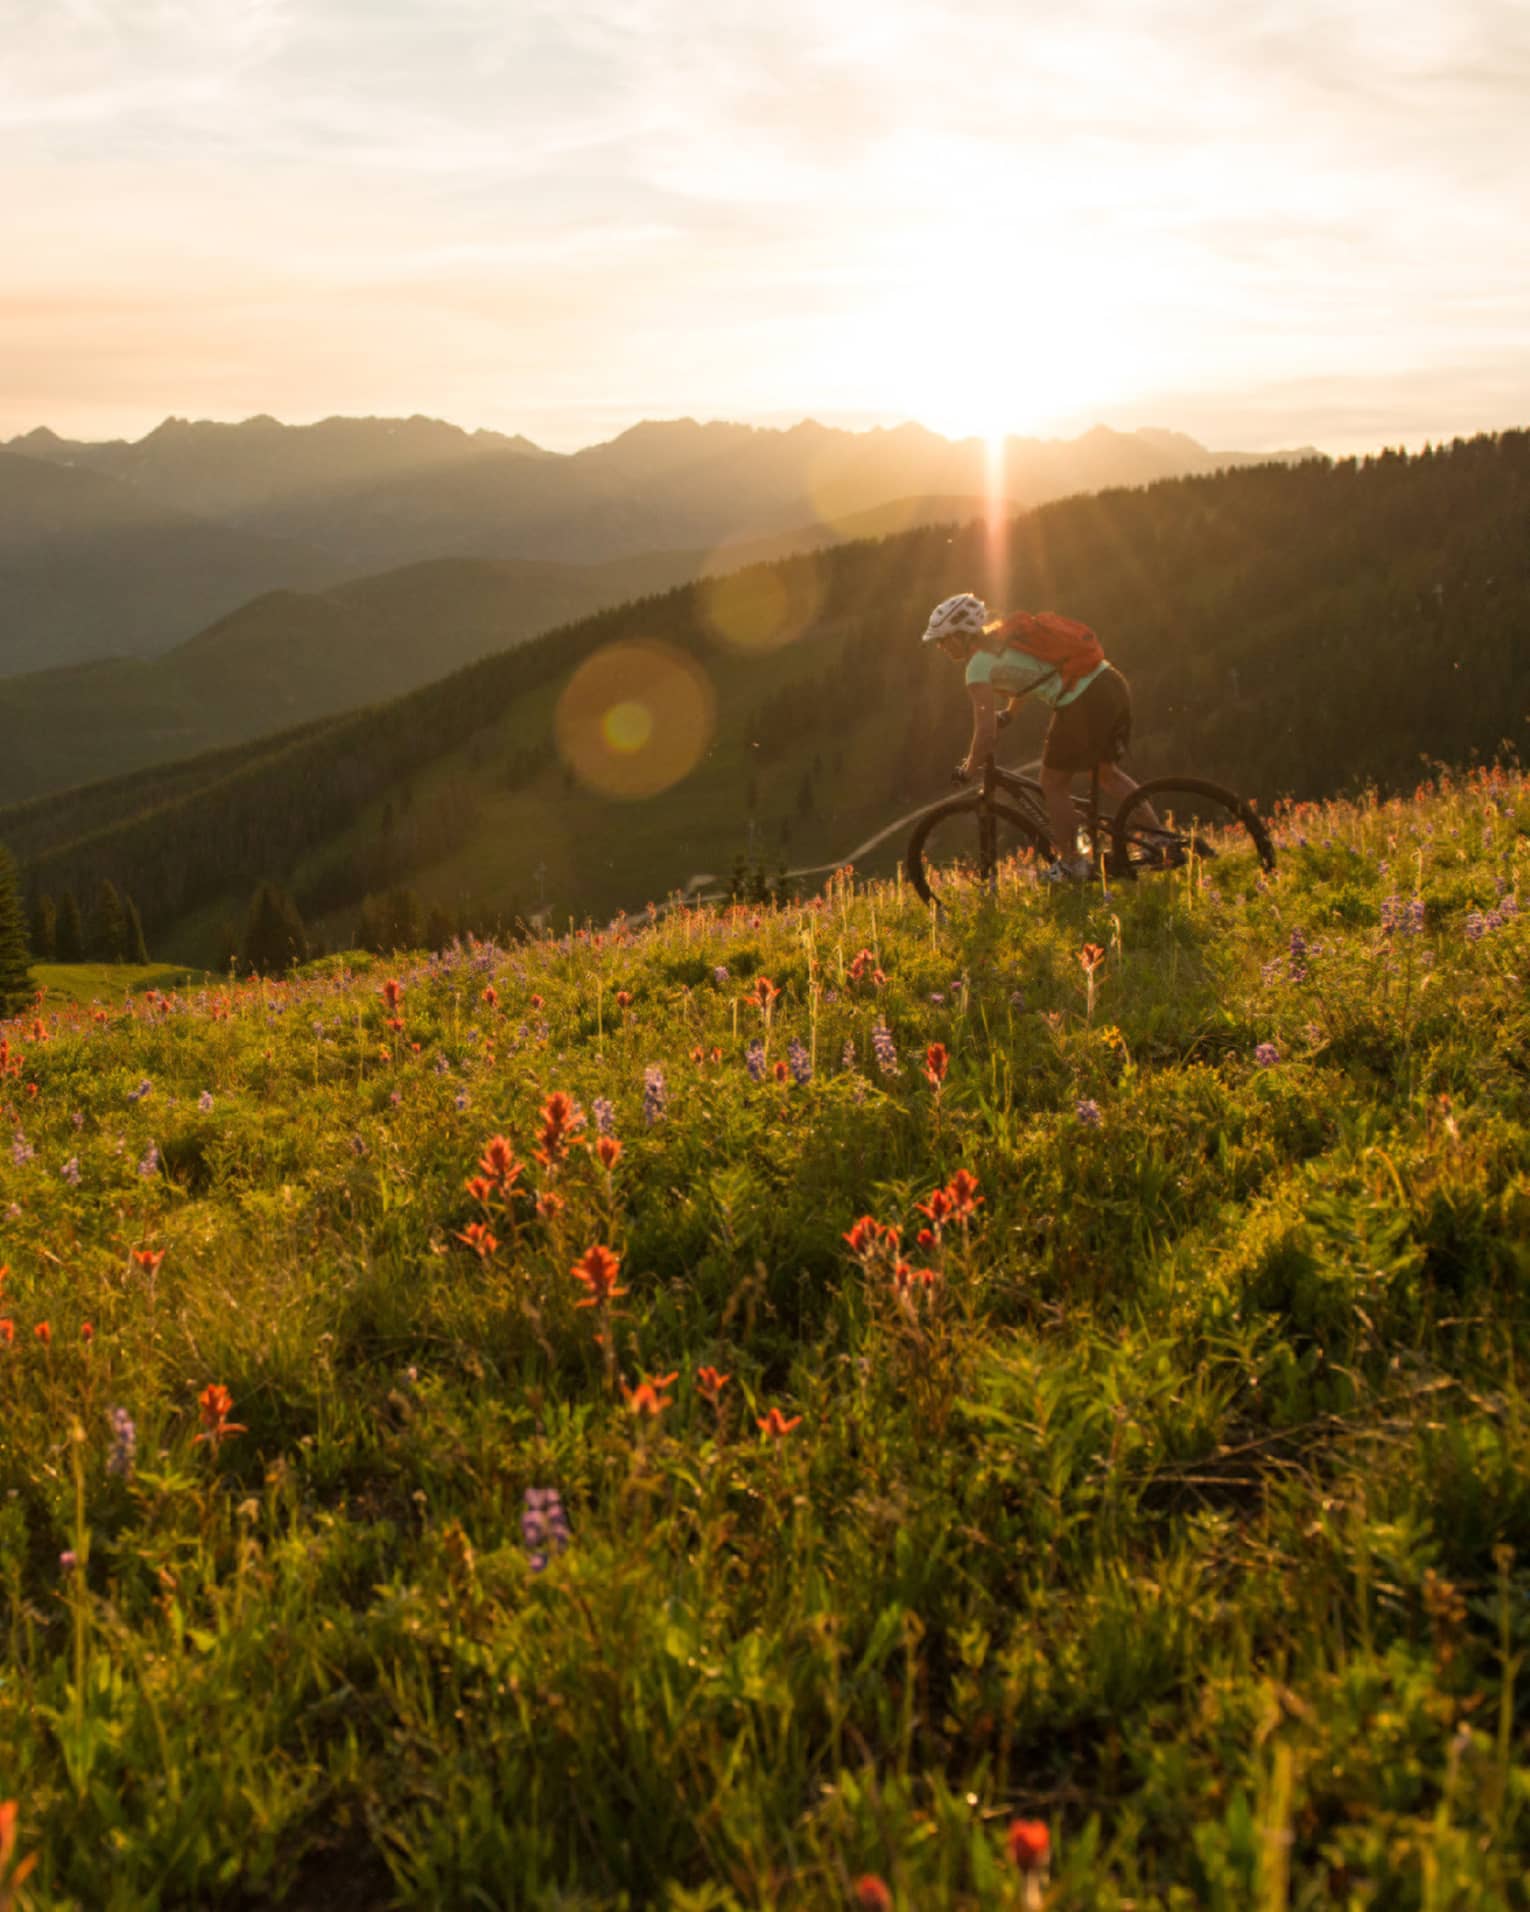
1 769 1528 1908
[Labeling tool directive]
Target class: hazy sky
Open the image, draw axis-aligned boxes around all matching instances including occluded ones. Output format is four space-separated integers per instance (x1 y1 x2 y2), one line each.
4 0 1527 452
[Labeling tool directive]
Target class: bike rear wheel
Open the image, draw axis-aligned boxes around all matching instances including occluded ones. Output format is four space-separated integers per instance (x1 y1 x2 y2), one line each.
1111 777 1275 876
905 795 1053 907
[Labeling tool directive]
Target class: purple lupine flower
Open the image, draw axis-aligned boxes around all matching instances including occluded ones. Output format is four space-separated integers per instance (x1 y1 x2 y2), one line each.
712 965 729 986
1288 928 1308 982
746 1039 766 1083
12 1133 34 1168
432 1053 451 1075
840 1039 855 1071
1009 989 1025 1008
1260 958 1284 988
787 1038 812 1086
642 1065 668 1127
126 1078 152 1103
522 1486 571 1572
137 1142 159 1179
454 1091 470 1112
592 1097 616 1136
60 1156 81 1187
198 1090 214 1113
1254 1042 1280 1067
107 1407 136 1478
71 1110 85 1130
1380 895 1423 937
1075 1099 1102 1128
1464 910 1487 942
871 1020 901 1076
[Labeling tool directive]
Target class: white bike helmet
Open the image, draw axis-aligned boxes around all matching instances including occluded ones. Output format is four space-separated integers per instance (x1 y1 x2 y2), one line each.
921 592 988 645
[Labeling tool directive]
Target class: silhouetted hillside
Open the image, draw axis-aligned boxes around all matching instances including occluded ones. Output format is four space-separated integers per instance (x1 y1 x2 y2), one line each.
0 450 333 674
0 497 990 803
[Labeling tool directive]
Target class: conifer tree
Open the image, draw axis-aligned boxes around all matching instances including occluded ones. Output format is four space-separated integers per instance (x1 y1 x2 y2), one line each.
122 894 150 965
0 843 33 1014
213 920 240 977
29 893 57 962
241 883 310 977
55 891 85 964
424 904 456 953
90 879 128 963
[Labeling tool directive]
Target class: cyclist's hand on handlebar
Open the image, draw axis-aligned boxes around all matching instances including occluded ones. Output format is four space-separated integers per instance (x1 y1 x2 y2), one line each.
995 709 1013 731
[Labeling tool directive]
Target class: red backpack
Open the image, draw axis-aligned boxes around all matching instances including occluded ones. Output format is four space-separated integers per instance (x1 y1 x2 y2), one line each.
992 611 1104 692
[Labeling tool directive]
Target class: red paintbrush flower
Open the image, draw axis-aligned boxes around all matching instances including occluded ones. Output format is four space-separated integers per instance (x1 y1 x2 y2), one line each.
945 1169 982 1220
696 1365 731 1404
842 1215 882 1259
757 1406 802 1439
194 1384 246 1445
570 1244 626 1308
625 1371 678 1417
535 1091 584 1168
455 1221 499 1258
1007 1820 1051 1872
477 1135 524 1192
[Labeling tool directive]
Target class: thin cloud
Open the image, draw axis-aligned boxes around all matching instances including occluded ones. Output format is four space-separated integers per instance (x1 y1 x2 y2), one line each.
1 0 1527 446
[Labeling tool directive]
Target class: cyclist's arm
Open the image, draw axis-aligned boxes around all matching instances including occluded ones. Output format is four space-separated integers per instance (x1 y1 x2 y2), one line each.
960 682 1000 776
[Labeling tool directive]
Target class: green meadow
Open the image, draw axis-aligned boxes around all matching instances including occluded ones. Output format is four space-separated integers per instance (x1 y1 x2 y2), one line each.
1 770 1527 1908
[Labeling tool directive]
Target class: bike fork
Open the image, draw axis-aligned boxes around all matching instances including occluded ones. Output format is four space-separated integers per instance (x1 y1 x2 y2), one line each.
981 757 999 896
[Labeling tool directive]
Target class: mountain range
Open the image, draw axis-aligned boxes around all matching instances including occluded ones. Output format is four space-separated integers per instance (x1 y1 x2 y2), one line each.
1 412 1316 677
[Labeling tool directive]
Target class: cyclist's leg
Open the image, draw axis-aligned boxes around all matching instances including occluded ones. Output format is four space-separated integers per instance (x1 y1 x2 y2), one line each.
1098 759 1162 831
1038 763 1081 863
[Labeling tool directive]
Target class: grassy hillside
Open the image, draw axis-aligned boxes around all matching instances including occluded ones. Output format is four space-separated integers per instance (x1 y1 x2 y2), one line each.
6 433 1526 969
0 497 992 807
0 770 1526 1905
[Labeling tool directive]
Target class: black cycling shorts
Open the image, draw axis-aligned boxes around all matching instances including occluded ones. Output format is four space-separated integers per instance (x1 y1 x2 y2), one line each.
1042 665 1132 774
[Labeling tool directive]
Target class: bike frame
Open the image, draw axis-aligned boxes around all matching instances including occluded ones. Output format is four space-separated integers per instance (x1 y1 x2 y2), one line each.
971 756 1108 866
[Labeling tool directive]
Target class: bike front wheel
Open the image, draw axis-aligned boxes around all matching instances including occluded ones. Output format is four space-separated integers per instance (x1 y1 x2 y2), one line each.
905 795 1053 907
1111 777 1276 877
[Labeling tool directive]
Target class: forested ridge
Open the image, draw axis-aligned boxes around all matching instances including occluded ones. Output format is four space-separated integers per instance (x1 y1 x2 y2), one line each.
5 432 1526 960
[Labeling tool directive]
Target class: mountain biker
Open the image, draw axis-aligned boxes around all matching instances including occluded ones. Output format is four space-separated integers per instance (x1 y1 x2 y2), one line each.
921 592 1149 881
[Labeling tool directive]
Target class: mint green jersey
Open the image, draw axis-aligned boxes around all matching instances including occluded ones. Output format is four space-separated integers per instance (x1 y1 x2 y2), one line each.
964 644 1107 710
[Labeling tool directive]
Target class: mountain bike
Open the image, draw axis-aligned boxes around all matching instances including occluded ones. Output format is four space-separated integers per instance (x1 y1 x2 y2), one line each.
904 750 1275 906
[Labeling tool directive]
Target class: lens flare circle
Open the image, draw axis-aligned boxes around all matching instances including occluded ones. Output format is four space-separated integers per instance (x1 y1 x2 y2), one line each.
699 560 822 654
601 700 653 753
556 640 715 800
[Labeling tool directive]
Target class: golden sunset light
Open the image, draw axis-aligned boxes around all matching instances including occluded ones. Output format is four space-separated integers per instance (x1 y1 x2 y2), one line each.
2 3 1528 1903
